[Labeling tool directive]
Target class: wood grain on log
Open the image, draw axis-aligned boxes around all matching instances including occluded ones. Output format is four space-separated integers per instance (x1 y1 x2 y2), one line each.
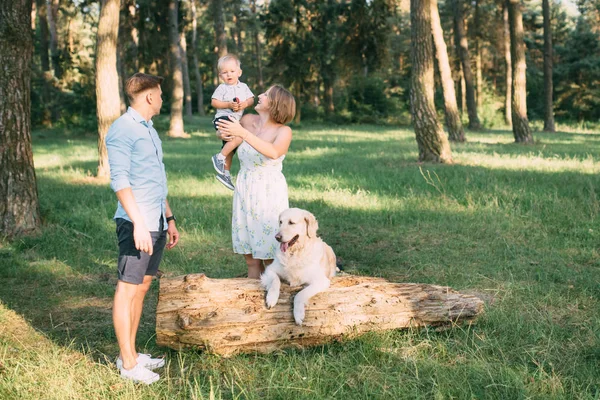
156 274 484 356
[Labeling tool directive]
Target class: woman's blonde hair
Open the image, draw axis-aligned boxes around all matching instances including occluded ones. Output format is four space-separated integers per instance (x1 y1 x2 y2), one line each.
267 85 296 125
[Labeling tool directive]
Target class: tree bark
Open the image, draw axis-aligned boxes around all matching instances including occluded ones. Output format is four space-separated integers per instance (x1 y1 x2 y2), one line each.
212 0 227 58
453 0 481 130
156 274 484 356
95 0 121 178
180 32 193 118
168 0 186 138
542 0 555 132
410 0 453 163
46 0 61 78
508 0 533 143
250 0 264 92
431 0 465 142
35 0 50 72
475 0 482 110
503 4 512 127
0 0 42 236
191 0 205 116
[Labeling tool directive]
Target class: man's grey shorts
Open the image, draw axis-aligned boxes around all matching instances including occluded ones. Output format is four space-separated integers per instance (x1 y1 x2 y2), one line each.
116 218 167 284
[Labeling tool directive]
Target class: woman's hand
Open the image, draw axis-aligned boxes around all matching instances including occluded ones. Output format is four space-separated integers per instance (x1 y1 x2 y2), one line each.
217 118 249 140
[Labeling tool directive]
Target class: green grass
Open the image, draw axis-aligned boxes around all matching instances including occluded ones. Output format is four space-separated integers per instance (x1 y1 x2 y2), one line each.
1 116 599 399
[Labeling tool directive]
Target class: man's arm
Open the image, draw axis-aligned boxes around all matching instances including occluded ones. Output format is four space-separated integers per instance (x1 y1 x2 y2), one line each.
165 199 180 250
115 188 154 255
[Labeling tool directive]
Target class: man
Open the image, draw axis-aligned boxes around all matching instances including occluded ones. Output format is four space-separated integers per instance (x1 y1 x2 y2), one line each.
106 73 180 384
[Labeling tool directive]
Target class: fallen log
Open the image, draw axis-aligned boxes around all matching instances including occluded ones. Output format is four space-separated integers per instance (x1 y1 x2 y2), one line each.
156 273 484 356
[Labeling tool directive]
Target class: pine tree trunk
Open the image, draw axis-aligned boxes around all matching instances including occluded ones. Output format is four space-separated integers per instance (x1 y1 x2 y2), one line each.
410 0 453 163
542 0 555 132
156 274 484 356
453 0 481 130
431 0 465 142
36 0 50 72
95 0 121 178
250 0 264 92
127 0 139 71
168 0 186 138
46 0 61 78
180 32 193 118
475 0 483 110
503 4 512 127
212 0 227 58
191 0 205 116
0 0 42 236
508 0 533 143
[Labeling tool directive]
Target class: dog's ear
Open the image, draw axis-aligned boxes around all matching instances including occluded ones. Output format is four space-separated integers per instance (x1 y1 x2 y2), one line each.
304 211 318 238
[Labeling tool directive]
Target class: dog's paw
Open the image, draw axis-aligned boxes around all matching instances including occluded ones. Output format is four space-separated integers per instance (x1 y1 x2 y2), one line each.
265 290 279 309
293 307 305 326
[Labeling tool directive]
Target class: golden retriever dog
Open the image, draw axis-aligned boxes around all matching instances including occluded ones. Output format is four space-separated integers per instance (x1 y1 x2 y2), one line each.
261 208 337 325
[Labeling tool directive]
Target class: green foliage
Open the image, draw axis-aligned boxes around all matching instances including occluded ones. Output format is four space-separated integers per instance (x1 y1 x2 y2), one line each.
2 119 600 398
347 75 398 123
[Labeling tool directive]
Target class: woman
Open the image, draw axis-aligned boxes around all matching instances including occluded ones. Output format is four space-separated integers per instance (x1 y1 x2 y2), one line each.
217 85 296 278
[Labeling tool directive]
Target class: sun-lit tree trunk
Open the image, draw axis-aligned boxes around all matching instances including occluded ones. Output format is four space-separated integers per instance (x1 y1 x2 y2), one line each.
212 0 227 58
431 0 465 142
180 32 193 118
46 0 62 78
453 0 481 130
542 0 555 132
168 0 185 137
0 0 42 236
410 0 453 163
95 0 121 178
191 0 205 115
503 3 512 127
250 0 264 92
508 0 533 143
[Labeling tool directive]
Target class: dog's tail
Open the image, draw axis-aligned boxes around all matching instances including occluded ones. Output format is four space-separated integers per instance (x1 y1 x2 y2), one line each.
336 258 344 272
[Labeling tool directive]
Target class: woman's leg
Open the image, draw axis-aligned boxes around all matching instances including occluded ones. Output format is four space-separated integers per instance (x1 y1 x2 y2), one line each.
244 254 264 279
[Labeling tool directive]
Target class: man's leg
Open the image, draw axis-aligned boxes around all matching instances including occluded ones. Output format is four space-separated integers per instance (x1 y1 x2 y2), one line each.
113 280 140 370
129 275 153 360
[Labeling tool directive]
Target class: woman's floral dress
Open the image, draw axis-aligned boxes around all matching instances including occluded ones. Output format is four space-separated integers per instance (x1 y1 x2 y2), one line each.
232 140 289 259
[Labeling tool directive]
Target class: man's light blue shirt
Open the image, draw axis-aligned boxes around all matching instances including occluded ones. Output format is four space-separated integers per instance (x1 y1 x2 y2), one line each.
106 107 168 231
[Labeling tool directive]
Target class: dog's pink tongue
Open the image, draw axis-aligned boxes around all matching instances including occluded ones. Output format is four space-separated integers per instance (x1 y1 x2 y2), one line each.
280 242 289 253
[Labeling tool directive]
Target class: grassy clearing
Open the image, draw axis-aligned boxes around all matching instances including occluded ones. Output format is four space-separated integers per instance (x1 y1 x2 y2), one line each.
1 117 599 399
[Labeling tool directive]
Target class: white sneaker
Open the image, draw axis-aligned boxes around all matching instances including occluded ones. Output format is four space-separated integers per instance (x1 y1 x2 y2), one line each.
120 363 159 385
116 353 165 371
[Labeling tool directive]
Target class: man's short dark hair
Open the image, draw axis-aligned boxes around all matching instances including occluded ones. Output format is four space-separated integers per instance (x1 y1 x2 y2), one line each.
125 73 164 103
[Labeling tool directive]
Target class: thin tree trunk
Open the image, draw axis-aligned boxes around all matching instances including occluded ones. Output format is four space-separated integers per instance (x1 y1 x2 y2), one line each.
0 0 42 236
117 45 127 113
180 32 193 118
453 0 481 130
95 0 121 178
503 4 512 127
168 0 186 137
542 0 555 132
294 82 302 124
410 0 453 163
212 0 227 58
475 0 482 110
46 0 62 78
191 0 205 115
431 0 465 142
128 0 139 70
36 0 50 72
250 0 264 92
508 0 533 143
